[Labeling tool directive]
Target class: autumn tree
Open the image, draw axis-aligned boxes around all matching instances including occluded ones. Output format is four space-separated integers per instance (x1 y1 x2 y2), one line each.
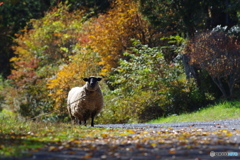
7 3 86 117
186 28 240 98
64 0 111 14
86 0 165 75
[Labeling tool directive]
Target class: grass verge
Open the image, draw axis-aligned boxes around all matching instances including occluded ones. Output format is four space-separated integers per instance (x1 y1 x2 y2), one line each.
149 100 240 123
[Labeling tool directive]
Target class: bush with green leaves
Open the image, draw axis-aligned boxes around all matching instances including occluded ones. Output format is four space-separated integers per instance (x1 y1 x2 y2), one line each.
97 41 204 123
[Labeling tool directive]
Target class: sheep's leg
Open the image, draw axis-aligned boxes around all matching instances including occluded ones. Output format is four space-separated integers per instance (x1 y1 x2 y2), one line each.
91 112 96 127
68 108 75 124
74 118 78 125
72 119 75 125
71 116 75 124
91 112 97 127
91 116 94 127
74 118 82 125
79 120 87 126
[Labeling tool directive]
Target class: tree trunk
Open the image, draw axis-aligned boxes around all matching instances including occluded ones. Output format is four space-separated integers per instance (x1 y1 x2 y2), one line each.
228 74 235 98
211 76 228 98
182 55 196 79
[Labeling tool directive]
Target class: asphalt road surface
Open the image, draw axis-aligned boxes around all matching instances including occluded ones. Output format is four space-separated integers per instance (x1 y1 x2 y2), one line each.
4 119 240 160
97 118 240 131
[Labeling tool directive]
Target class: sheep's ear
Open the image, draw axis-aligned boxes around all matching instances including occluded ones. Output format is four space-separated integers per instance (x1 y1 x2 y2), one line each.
97 78 102 81
83 78 89 82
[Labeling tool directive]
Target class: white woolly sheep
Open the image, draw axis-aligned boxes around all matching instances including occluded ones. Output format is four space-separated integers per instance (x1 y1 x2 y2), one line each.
67 76 103 127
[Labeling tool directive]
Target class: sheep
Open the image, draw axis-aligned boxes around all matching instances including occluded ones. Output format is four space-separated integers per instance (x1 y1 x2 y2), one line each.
67 76 103 127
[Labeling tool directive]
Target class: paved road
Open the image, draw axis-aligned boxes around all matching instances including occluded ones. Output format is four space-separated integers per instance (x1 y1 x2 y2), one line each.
3 119 240 160
97 118 240 131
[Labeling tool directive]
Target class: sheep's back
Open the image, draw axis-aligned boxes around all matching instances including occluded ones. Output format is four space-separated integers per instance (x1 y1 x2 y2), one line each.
68 87 85 104
67 87 86 116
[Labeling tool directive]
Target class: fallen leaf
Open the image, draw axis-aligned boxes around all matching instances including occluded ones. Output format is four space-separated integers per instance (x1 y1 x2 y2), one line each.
168 148 176 154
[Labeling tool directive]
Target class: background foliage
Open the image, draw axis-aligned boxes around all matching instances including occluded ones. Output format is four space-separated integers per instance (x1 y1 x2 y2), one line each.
186 26 240 99
96 41 204 123
0 0 240 124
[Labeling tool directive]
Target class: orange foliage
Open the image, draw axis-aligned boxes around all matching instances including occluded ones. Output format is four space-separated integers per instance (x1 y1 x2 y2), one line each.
86 0 163 75
47 47 101 109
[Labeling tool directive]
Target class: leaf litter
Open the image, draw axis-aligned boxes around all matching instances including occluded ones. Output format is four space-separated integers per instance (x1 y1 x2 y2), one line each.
18 127 240 160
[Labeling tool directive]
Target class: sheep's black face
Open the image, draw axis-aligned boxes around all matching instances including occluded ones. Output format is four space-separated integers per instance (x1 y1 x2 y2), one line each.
83 77 102 91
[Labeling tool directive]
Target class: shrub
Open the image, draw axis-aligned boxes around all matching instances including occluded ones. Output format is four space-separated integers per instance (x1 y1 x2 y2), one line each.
185 26 240 98
97 41 204 123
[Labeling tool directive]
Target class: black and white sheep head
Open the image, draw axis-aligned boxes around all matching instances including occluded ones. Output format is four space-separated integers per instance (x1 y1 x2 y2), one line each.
83 76 102 91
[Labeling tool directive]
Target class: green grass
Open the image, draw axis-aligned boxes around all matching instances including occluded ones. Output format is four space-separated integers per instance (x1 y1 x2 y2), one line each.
149 100 240 123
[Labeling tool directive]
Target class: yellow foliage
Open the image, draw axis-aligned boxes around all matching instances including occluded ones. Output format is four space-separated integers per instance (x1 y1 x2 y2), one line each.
87 0 161 75
47 47 101 109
